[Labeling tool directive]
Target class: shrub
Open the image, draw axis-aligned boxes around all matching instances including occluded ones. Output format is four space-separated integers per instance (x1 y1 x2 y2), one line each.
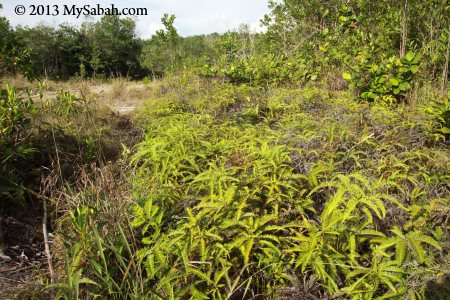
343 50 421 103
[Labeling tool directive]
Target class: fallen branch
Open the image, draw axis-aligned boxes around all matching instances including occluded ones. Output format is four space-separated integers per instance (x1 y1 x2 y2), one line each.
347 133 375 152
42 199 54 283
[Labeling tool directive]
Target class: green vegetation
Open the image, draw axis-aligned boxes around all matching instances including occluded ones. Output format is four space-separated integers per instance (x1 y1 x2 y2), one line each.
0 86 36 201
1 0 449 299
127 81 449 299
0 11 216 79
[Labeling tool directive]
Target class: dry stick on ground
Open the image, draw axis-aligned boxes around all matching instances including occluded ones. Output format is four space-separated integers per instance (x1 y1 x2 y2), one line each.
347 133 375 152
42 95 64 284
42 198 54 283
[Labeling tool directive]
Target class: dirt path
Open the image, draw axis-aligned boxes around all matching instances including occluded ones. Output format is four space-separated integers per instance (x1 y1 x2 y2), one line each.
23 80 152 115
89 82 149 114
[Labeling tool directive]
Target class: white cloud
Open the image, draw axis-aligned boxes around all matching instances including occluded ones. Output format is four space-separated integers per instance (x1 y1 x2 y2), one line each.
137 21 165 38
1 0 271 37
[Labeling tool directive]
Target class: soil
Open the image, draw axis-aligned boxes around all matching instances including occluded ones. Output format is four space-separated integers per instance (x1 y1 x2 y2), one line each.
25 82 148 115
92 82 147 114
0 203 50 299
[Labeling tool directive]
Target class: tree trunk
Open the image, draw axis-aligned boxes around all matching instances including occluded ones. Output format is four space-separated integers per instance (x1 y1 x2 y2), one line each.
400 0 409 57
443 26 450 91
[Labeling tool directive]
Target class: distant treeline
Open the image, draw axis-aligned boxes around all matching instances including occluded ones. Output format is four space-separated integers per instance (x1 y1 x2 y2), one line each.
0 12 220 79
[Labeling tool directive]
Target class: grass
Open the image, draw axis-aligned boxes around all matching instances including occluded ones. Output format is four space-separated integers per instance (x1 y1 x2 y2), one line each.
0 79 144 299
1 73 449 299
0 75 158 114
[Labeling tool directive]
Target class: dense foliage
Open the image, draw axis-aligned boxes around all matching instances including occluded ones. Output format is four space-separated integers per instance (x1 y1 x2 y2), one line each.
1 1 449 88
0 0 449 299
0 9 217 79
0 86 36 200
125 79 449 299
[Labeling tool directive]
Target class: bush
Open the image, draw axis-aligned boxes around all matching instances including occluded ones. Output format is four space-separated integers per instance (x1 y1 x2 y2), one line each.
0 85 36 198
127 82 449 299
343 50 421 103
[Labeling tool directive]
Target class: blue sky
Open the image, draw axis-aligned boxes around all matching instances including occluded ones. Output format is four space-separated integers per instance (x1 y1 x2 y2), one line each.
0 0 272 37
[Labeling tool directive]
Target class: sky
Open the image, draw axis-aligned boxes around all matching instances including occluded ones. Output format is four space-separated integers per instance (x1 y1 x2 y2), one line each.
0 0 272 37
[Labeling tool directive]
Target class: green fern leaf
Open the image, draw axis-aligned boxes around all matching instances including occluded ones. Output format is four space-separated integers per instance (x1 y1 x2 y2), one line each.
410 232 442 251
395 240 407 265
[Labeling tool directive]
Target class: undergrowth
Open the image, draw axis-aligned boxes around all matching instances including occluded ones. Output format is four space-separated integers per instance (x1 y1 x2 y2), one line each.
0 82 140 299
121 76 448 299
3 74 448 299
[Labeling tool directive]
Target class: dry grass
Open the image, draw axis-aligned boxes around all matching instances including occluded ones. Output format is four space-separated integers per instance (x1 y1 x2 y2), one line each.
0 75 161 115
94 78 159 114
0 75 34 90
410 81 447 106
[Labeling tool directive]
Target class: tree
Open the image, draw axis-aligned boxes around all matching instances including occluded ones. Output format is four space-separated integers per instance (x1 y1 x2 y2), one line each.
14 25 58 78
154 13 180 69
0 15 14 74
89 15 142 77
0 12 33 78
55 24 88 78
140 14 181 76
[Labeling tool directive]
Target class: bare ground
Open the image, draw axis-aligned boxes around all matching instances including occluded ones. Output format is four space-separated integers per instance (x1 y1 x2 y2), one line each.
0 207 51 299
2 76 156 115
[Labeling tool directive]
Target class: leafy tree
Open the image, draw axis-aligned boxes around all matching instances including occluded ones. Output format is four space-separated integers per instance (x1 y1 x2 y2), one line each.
140 14 180 76
0 14 15 74
88 15 142 77
8 15 142 79
55 24 88 78
15 25 59 78
0 7 31 77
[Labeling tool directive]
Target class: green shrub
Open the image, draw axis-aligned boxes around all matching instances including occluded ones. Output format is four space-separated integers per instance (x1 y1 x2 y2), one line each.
0 85 36 197
343 50 421 103
128 83 448 299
